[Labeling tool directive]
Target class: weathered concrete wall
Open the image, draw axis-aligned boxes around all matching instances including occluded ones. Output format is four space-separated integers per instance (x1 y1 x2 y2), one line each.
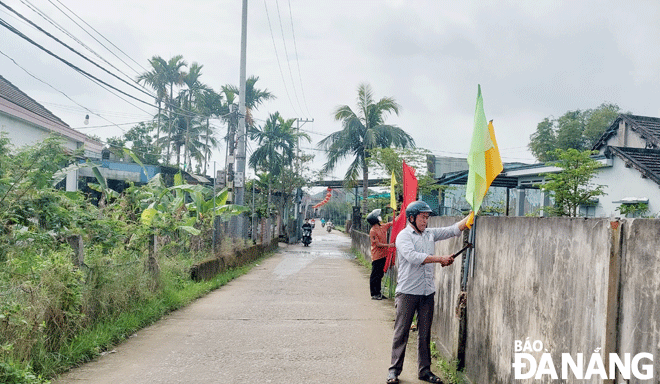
429 216 467 359
617 218 660 383
190 238 278 281
351 229 371 264
351 216 660 383
463 217 614 384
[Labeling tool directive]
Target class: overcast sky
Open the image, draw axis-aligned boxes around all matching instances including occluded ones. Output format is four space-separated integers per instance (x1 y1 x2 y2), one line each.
2 0 660 181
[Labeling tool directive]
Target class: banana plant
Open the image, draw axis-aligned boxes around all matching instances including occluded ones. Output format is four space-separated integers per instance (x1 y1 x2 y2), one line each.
140 172 248 236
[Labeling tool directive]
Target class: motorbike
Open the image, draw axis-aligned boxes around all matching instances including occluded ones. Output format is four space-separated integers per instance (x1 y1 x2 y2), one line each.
302 227 312 246
326 222 333 233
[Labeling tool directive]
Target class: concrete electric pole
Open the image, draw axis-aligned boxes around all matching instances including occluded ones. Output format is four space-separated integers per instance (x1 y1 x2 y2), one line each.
234 0 248 237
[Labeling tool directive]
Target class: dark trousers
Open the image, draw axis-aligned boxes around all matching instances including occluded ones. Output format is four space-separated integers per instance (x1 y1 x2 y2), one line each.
389 293 435 375
370 258 386 296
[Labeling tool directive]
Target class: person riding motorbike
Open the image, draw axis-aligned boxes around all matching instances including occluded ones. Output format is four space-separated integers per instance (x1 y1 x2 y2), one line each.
302 219 313 246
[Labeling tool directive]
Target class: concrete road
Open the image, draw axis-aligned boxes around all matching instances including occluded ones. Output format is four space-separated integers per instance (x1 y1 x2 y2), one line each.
54 225 423 384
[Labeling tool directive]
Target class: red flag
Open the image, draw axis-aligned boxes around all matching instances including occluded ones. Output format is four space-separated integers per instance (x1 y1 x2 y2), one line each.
384 161 418 272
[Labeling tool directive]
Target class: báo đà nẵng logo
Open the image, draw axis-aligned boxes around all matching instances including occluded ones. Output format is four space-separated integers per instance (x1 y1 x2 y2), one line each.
512 338 653 380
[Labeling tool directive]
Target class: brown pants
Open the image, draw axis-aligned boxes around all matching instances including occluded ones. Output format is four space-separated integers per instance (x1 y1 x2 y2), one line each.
389 293 435 375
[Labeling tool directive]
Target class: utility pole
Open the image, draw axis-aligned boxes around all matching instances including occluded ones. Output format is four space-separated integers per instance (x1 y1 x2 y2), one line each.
294 118 313 243
234 0 248 237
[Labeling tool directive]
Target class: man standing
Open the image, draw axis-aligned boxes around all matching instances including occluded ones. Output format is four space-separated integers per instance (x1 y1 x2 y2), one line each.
367 209 393 300
386 201 472 384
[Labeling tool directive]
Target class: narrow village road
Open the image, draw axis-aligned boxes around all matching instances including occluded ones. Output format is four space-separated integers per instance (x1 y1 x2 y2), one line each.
54 224 422 384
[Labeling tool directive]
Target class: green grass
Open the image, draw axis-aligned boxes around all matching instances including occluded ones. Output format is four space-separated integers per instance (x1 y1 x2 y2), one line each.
34 253 271 380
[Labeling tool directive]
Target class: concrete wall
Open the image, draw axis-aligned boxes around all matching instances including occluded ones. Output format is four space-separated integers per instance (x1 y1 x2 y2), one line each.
463 217 614 384
354 216 660 383
429 216 467 359
350 229 371 264
617 219 660 383
190 238 278 281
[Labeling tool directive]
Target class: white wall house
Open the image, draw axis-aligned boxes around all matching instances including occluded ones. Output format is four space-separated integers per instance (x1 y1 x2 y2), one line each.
434 114 660 218
0 75 102 191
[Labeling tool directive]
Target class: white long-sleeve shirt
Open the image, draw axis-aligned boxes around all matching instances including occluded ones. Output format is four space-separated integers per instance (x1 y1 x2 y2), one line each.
394 222 462 296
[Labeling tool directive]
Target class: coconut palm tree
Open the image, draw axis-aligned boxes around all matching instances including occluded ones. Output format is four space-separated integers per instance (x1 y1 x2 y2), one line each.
249 112 310 212
196 88 227 175
137 57 167 146
180 62 208 170
318 83 415 215
161 55 187 164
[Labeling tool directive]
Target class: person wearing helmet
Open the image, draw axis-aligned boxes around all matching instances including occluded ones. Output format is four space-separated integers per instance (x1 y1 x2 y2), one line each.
367 208 394 300
386 201 472 384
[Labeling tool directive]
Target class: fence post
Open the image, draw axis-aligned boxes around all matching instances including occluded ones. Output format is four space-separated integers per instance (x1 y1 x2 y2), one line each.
146 233 160 279
66 234 84 267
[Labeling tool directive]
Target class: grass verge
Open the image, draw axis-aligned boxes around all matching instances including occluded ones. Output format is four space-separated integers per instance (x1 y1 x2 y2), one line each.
38 253 271 381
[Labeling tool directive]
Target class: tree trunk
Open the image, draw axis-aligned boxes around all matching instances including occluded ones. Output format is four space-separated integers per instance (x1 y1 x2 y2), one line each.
204 117 210 174
362 164 369 216
156 100 161 144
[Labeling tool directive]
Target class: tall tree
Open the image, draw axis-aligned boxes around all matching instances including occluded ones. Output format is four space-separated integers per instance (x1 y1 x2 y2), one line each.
137 57 167 144
318 83 415 215
180 62 208 170
528 103 621 162
248 112 310 212
161 55 187 164
197 88 227 175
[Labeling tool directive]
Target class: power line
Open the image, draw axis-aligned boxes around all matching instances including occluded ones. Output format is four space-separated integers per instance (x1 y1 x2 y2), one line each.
263 0 300 117
0 16 155 109
286 0 311 117
51 0 148 74
0 47 126 133
0 1 153 99
275 0 305 118
18 0 152 95
0 15 207 122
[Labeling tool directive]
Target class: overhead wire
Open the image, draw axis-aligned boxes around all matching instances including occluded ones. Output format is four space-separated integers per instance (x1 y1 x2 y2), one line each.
274 0 305 118
18 0 152 95
286 0 312 117
1 3 210 122
263 0 300 118
49 0 149 74
0 47 127 133
0 1 153 101
0 16 156 110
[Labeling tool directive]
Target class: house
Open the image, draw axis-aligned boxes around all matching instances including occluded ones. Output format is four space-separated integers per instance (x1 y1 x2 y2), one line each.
434 114 660 218
0 75 103 191
591 114 660 217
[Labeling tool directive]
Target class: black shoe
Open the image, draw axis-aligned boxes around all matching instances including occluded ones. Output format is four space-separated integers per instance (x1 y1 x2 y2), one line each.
371 295 382 300
418 369 443 383
379 294 388 300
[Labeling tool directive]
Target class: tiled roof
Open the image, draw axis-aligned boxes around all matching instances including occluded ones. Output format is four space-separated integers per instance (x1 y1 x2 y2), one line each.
605 146 660 186
0 74 69 127
593 114 660 150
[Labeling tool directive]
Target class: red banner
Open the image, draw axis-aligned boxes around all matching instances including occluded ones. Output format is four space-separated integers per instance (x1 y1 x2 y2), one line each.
313 187 332 209
384 161 418 272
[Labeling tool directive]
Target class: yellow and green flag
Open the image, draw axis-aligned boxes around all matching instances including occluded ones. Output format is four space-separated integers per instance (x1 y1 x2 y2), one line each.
390 171 397 211
466 85 503 214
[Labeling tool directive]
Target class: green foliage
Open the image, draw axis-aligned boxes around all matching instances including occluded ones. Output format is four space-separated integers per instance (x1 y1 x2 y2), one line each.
616 202 649 218
539 149 606 217
319 83 415 214
368 147 444 202
0 138 255 380
529 103 621 162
